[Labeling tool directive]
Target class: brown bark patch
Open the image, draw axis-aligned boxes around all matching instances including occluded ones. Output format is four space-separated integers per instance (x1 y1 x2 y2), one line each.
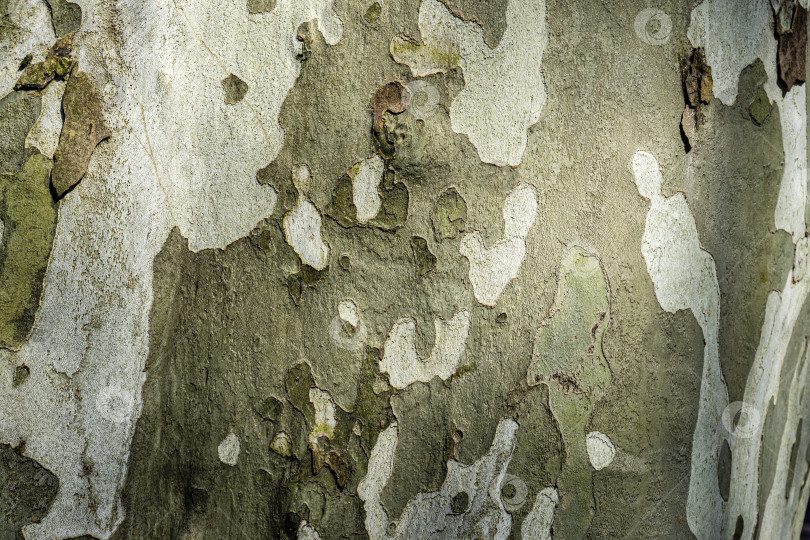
778 5 807 90
51 69 110 197
371 81 407 133
222 73 249 104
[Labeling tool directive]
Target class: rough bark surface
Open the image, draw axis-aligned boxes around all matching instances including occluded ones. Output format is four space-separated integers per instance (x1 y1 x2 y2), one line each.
0 0 809 539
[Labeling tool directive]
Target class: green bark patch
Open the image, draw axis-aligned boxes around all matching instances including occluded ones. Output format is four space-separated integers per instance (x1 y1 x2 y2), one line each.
117 228 398 539
431 187 467 241
527 246 611 539
363 2 382 23
246 0 275 14
0 152 57 349
0 443 59 538
44 0 82 37
14 35 74 91
411 235 436 276
749 86 772 125
0 91 41 176
328 168 409 230
0 89 56 350
287 264 329 305
51 69 110 197
222 73 249 104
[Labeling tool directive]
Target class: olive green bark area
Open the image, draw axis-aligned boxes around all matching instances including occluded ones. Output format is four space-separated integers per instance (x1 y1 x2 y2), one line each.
51 69 110 197
115 229 398 539
526 247 610 539
0 152 58 348
44 0 82 37
127 0 720 538
0 443 59 538
327 167 409 230
0 91 40 176
411 235 436 276
221 73 248 105
430 187 466 241
0 90 58 350
14 35 74 92
246 0 275 14
668 61 795 406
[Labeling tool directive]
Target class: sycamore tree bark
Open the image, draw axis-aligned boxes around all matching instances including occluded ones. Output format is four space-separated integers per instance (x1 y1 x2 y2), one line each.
1 0 809 538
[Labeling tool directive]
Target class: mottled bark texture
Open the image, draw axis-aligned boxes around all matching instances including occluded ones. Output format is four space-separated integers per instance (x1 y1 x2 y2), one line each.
0 0 809 539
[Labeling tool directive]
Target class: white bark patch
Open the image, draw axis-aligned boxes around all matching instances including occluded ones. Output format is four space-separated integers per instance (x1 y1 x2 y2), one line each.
521 487 558 540
380 310 471 389
271 431 293 457
0 0 55 97
758 343 810 539
585 431 615 470
357 424 398 540
308 387 337 443
358 418 519 540
297 520 322 540
460 182 537 306
338 298 360 327
98 0 342 252
774 85 808 243
795 236 810 283
633 150 727 540
687 0 778 105
352 155 384 223
0 1 343 538
25 79 65 159
284 164 329 270
391 0 548 166
329 299 368 351
217 432 240 466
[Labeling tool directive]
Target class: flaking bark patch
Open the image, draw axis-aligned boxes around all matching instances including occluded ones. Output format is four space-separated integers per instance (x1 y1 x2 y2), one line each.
778 5 807 90
247 0 275 14
222 73 249 104
680 48 713 149
51 69 110 197
44 0 82 37
14 35 74 91
371 81 407 134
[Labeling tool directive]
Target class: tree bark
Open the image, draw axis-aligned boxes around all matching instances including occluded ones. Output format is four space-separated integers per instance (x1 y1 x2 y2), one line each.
0 0 808 539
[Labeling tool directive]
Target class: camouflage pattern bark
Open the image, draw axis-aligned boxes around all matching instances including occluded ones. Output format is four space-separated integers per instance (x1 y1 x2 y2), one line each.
0 0 809 539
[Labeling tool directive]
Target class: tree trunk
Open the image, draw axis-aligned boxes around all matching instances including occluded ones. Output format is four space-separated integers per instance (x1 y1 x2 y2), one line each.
0 0 809 538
